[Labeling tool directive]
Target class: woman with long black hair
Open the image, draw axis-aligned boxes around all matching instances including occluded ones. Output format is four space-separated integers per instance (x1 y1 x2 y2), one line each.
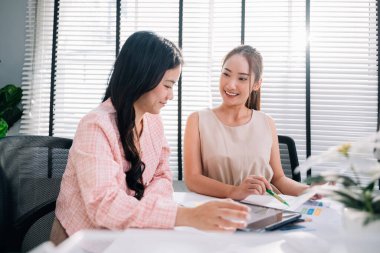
51 31 249 245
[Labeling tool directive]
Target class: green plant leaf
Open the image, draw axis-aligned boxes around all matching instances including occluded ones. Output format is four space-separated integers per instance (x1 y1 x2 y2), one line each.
305 174 358 187
372 198 380 214
364 214 380 226
336 175 358 187
0 107 22 128
364 181 375 192
0 118 8 138
304 175 327 185
0 84 22 111
332 190 365 210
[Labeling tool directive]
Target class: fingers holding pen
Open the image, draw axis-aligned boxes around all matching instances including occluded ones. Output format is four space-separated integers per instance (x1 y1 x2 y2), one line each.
228 175 272 200
249 175 272 190
246 178 265 194
246 175 272 195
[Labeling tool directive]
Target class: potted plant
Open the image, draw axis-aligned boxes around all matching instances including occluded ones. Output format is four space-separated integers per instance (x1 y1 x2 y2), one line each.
0 84 23 137
296 131 380 231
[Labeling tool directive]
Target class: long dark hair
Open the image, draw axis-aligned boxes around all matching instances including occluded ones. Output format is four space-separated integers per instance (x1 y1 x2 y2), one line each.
103 31 183 200
223 45 263 110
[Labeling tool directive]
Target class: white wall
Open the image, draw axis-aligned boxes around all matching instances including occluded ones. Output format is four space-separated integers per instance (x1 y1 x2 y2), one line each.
0 0 27 135
0 0 27 88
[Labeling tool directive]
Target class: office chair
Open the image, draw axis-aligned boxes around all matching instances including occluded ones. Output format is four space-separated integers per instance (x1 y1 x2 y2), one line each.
0 136 72 253
278 135 301 182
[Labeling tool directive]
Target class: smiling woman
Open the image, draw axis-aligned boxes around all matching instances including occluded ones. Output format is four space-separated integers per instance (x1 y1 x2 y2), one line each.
184 45 310 201
220 46 263 112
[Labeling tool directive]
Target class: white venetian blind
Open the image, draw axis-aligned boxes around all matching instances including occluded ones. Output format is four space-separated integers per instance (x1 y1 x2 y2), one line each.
54 0 116 137
120 0 180 178
20 0 378 183
20 0 55 135
310 0 378 184
245 0 307 177
181 0 241 172
21 0 116 137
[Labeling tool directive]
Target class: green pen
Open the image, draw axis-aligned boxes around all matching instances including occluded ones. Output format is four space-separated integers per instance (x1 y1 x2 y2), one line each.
266 189 290 207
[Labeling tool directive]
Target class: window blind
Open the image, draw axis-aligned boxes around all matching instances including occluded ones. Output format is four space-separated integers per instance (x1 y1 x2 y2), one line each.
181 0 241 174
21 0 116 137
20 0 55 135
245 0 307 178
54 0 116 137
20 0 378 183
120 0 180 178
310 0 378 185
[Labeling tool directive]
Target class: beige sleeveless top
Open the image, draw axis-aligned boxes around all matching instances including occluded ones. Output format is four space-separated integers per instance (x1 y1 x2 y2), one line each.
198 109 273 186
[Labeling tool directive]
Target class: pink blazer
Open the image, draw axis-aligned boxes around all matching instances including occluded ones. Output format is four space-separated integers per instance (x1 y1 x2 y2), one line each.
55 99 177 236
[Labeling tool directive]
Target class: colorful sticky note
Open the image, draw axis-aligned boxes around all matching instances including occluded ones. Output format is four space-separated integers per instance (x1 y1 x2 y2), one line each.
307 208 315 215
314 208 322 216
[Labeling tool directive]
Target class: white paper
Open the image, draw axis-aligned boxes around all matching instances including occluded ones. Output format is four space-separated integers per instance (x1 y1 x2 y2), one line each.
241 190 317 211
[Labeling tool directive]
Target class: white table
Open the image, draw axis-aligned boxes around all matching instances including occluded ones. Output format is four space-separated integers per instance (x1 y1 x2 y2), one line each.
30 192 380 253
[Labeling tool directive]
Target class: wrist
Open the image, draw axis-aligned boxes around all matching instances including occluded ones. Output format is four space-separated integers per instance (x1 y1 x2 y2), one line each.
298 183 310 195
175 206 193 227
227 185 237 199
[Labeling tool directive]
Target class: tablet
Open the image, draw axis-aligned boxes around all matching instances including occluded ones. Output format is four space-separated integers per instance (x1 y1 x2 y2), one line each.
237 203 302 232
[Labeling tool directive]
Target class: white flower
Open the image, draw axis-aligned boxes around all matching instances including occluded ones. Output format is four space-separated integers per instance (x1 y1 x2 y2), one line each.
295 131 380 181
296 131 380 220
295 145 346 174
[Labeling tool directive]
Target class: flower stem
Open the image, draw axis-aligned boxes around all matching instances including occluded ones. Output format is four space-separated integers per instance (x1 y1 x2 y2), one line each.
363 190 374 214
350 165 361 187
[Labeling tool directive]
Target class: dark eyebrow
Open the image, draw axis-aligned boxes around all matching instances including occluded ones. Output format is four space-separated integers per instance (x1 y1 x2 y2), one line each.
223 68 249 76
165 80 177 84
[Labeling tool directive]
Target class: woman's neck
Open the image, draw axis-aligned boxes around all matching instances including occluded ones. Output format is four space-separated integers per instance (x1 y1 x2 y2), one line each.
134 106 144 138
214 104 252 126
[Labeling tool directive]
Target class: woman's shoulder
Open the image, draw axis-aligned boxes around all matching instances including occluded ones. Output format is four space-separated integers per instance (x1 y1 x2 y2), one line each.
253 110 274 122
78 100 117 130
252 110 276 131
196 108 213 119
73 101 119 147
189 108 217 126
188 110 201 120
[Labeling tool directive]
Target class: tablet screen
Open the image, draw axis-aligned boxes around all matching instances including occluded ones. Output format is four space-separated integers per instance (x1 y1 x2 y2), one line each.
240 204 302 232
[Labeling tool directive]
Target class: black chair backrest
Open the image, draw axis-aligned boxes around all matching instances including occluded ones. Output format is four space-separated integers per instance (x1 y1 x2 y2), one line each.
0 136 72 252
278 135 301 182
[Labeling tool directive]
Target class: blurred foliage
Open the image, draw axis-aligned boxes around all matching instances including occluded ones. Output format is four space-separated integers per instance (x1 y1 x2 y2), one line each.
0 84 22 137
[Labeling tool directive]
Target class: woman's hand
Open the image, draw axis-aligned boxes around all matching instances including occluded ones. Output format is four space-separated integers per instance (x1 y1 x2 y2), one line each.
228 175 272 201
310 193 323 200
309 181 335 199
175 199 250 231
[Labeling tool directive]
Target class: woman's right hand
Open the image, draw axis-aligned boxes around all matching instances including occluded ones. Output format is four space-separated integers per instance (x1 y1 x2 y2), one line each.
228 175 272 201
175 199 250 231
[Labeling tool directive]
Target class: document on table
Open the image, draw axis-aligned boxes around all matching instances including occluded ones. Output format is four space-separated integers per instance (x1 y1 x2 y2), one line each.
241 189 317 211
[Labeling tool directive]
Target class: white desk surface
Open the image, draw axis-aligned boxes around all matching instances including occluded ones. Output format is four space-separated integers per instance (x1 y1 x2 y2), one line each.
31 192 379 253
